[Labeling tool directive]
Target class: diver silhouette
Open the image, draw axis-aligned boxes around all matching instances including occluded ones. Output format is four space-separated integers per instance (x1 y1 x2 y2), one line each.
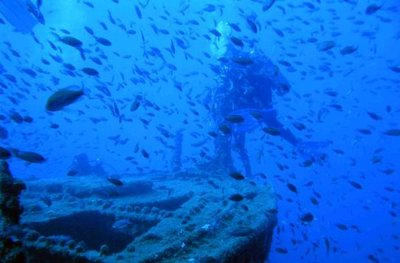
205 22 326 177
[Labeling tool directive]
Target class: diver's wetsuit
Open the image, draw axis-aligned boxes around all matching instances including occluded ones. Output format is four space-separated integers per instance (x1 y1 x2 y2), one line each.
211 52 298 176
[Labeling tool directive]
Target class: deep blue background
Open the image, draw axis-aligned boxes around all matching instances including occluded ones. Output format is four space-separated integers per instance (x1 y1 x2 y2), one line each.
0 0 399 262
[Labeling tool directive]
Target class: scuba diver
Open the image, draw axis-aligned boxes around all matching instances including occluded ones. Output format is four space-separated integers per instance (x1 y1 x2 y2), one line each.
206 21 325 177
0 0 44 33
68 153 107 176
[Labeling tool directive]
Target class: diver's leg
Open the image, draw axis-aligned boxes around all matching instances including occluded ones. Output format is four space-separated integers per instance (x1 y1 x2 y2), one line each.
214 135 234 171
263 110 299 146
233 133 252 177
172 129 183 172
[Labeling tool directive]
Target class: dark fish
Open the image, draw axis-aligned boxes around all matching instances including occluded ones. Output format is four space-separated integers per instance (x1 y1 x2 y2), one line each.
46 86 84 111
389 66 400 73
50 123 60 129
249 111 263 120
84 26 94 35
340 45 358 55
209 29 221 37
348 180 362 189
135 5 142 19
262 0 276 11
23 116 33 123
141 149 149 158
10 112 24 123
95 37 112 46
229 172 245 180
107 177 124 186
67 169 78 176
262 127 280 136
82 67 99 76
246 17 258 33
130 95 142 112
368 254 380 263
225 114 244 123
230 36 244 47
317 41 336 51
219 124 231 135
229 23 241 32
275 247 288 254
0 146 11 159
367 112 382 120
301 159 314 167
357 128 372 135
365 4 382 15
13 150 46 163
336 223 348 230
58 36 85 59
324 237 330 254
300 213 314 223
383 129 400 136
59 36 82 47
287 183 298 194
229 193 244 202
293 122 306 131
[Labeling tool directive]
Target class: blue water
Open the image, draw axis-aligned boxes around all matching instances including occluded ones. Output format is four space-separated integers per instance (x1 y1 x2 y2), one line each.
1 0 399 262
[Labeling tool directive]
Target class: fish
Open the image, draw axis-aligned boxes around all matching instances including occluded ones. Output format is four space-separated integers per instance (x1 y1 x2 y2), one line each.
225 114 245 123
293 122 306 131
246 17 258 33
95 37 112 46
12 149 46 163
219 124 231 135
262 127 280 136
82 67 99 76
0 146 11 159
275 247 288 254
367 112 382 120
58 36 86 59
383 129 400 136
317 41 336 51
67 169 78 176
131 95 143 112
348 180 362 189
107 177 124 186
340 45 358 55
262 0 276 11
287 183 298 194
135 5 142 19
141 149 149 158
336 223 348 230
46 86 84 111
389 66 400 73
209 29 221 37
230 36 244 47
229 172 245 180
365 4 383 15
229 193 244 202
300 213 314 223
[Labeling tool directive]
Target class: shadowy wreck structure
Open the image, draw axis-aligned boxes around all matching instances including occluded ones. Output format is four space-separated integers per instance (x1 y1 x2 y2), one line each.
0 161 27 262
1 168 277 262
